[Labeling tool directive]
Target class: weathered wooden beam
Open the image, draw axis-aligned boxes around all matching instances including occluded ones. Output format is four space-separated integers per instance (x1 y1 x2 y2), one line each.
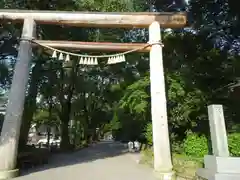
0 9 187 28
34 40 151 52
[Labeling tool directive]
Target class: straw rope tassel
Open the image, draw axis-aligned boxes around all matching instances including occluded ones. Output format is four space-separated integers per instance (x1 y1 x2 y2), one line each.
112 56 116 64
59 53 64 60
118 55 123 62
107 57 111 64
111 57 115 64
111 57 114 64
94 58 98 65
87 57 91 65
86 57 89 65
120 55 124 62
52 50 57 58
115 56 118 63
122 55 126 62
83 57 87 64
65 54 70 62
116 55 120 63
90 58 94 65
79 57 84 64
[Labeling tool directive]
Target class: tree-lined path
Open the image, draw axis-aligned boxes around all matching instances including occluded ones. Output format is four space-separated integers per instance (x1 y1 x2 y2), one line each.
14 141 158 180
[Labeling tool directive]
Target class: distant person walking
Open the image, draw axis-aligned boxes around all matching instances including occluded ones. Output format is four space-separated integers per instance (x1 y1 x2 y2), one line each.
128 141 134 152
134 140 140 152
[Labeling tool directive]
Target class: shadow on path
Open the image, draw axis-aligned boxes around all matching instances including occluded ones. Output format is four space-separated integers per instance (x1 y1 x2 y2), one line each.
19 140 129 177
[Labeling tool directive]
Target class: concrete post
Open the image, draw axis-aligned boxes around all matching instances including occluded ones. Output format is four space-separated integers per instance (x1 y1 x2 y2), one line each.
197 105 240 180
0 18 36 179
208 105 229 157
149 21 174 179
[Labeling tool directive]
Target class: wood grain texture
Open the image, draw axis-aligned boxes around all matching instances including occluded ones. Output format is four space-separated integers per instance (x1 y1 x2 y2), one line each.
34 40 151 52
0 9 187 28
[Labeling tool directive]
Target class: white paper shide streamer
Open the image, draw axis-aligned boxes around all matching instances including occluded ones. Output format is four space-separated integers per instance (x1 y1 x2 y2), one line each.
51 49 126 66
107 55 126 65
52 50 99 65
36 39 162 66
78 57 98 65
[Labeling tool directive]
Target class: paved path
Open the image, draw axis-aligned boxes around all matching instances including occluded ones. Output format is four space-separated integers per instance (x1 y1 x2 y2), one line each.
14 141 158 180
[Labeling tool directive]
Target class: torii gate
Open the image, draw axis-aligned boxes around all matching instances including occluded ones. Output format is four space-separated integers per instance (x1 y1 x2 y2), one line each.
0 10 186 179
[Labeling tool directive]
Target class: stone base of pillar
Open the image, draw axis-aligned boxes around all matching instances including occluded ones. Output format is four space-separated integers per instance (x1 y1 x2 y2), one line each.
197 168 240 180
0 169 19 180
154 170 175 180
197 155 240 180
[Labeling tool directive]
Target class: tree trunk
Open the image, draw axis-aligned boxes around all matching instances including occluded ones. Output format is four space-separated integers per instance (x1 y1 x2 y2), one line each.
18 61 42 150
59 100 72 150
47 96 53 148
47 126 51 148
60 118 70 150
59 64 77 151
82 92 91 143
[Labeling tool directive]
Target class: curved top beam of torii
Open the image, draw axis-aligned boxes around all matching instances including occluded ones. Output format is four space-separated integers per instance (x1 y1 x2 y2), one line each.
0 9 187 28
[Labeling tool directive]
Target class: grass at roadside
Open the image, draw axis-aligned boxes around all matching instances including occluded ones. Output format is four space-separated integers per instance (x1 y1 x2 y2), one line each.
140 148 203 179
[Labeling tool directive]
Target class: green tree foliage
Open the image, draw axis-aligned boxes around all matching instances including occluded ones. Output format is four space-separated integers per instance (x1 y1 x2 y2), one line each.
0 0 239 157
182 132 240 157
33 109 59 127
144 123 153 145
228 133 240 157
183 132 209 158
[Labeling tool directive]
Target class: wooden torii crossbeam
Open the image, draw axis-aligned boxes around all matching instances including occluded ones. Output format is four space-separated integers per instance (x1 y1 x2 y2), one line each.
33 40 152 52
0 9 187 180
0 10 186 52
0 10 186 28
